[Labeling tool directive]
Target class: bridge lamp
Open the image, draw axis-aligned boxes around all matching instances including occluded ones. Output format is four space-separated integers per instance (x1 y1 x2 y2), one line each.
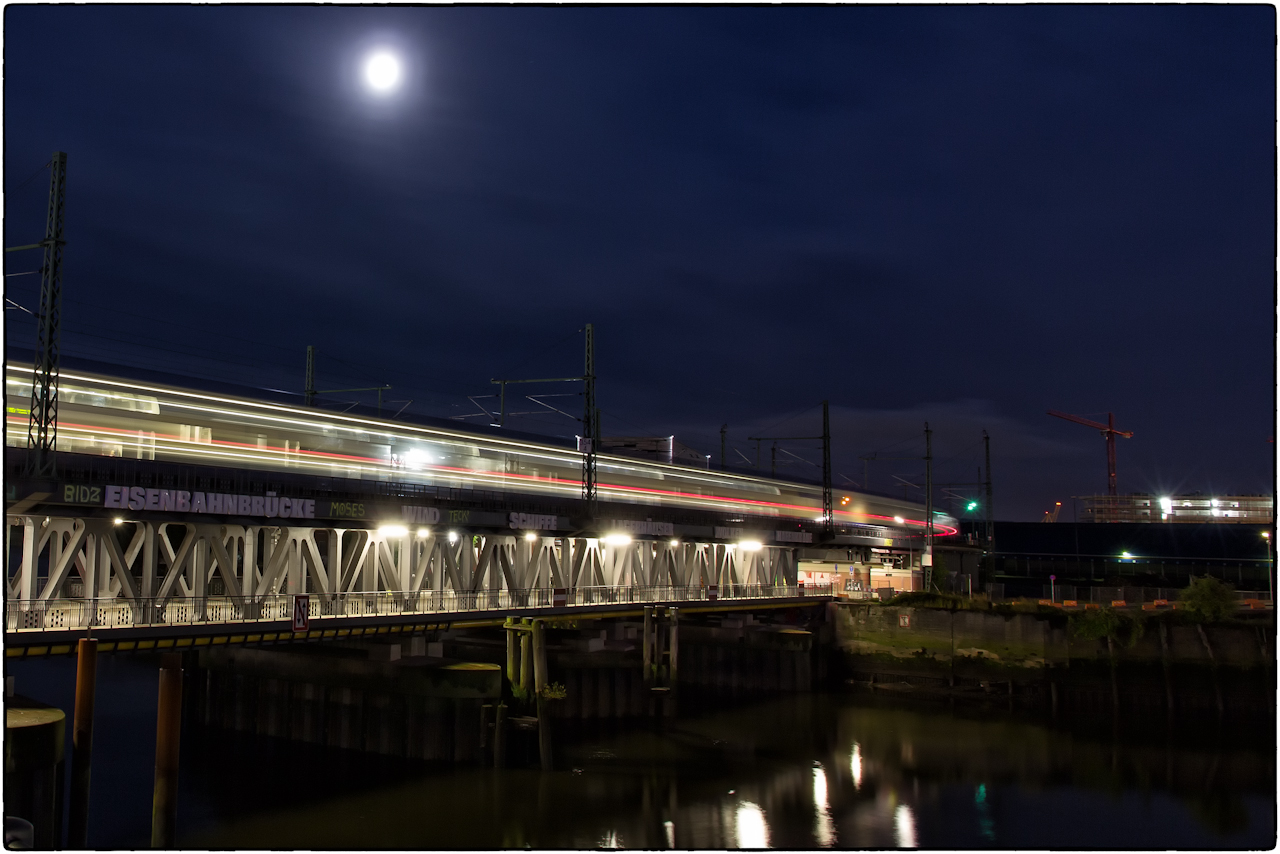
378 525 409 538
1121 551 1133 560
417 528 431 538
113 517 124 526
602 533 631 546
670 539 680 547
524 532 538 542
739 540 763 552
447 531 459 544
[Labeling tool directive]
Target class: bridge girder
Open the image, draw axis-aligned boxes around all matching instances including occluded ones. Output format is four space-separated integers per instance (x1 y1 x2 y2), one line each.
6 514 799 610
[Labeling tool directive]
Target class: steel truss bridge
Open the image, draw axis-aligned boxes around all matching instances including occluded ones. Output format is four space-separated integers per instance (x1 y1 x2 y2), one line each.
3 360 951 646
5 513 826 645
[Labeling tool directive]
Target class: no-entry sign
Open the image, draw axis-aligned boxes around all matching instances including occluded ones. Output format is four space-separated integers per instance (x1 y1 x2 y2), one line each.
292 595 310 632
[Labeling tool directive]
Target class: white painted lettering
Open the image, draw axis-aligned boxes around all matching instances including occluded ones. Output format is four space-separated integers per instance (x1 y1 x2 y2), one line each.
176 491 191 512
104 485 123 508
208 493 223 514
128 487 146 511
159 490 175 512
251 496 265 515
144 489 161 510
192 492 207 513
238 495 251 514
279 497 292 517
303 499 315 519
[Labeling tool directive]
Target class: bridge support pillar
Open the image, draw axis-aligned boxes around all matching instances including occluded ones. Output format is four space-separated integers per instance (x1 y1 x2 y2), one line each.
520 618 533 699
67 638 98 849
532 620 547 695
642 607 653 687
506 622 518 689
668 608 679 688
151 653 183 849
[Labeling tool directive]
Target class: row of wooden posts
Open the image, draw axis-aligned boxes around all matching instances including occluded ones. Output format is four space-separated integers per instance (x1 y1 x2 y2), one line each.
485 607 681 770
54 608 685 844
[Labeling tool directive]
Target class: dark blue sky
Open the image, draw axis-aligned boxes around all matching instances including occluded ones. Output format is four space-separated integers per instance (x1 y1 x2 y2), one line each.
4 5 1274 520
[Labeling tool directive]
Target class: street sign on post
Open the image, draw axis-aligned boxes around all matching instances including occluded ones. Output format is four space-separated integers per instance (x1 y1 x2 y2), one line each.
292 595 310 632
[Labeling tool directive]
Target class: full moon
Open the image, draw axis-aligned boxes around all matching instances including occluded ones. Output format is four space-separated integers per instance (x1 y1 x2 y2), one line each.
363 51 402 93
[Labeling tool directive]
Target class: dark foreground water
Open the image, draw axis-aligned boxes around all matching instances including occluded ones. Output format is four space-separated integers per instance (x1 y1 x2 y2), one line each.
8 654 1276 849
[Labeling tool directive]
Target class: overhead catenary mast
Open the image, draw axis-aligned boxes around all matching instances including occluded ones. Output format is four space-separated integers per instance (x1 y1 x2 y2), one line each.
7 151 69 478
581 323 598 514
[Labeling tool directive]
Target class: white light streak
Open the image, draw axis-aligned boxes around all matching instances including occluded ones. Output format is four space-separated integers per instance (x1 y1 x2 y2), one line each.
377 525 408 538
850 741 863 790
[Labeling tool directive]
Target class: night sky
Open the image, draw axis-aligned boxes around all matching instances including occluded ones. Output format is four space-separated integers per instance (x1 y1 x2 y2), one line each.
4 6 1274 521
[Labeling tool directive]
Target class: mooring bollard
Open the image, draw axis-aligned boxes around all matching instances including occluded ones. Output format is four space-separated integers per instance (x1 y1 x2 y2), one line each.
151 653 184 849
67 637 99 849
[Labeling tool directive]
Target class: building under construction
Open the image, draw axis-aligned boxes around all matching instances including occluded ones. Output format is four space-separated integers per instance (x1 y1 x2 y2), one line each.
1080 493 1273 524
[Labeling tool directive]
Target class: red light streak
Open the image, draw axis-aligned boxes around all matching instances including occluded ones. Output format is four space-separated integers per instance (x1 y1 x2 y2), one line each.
8 415 958 536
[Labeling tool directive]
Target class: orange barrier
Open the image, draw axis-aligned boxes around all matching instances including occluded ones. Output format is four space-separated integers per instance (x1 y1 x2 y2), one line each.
1111 600 1126 607
1063 600 1078 607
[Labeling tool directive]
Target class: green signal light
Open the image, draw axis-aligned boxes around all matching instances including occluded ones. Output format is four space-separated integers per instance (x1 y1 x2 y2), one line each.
966 501 978 512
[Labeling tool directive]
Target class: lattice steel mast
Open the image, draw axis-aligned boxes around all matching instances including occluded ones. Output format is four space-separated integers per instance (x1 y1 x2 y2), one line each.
581 323 598 514
24 152 68 478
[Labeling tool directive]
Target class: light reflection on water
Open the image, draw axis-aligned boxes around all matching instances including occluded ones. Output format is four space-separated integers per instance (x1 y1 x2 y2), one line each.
894 803 918 848
172 691 1272 850
734 801 770 849
813 765 836 847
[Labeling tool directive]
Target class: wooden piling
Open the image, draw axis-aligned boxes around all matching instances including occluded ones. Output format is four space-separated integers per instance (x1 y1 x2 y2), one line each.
536 696 553 771
67 638 98 849
151 653 183 849
493 702 507 768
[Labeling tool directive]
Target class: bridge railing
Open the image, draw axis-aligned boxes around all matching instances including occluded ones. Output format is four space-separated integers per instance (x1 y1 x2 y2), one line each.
5 584 833 634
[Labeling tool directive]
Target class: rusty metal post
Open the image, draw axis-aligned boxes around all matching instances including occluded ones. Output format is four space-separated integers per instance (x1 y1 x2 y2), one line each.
151 653 183 848
67 638 98 848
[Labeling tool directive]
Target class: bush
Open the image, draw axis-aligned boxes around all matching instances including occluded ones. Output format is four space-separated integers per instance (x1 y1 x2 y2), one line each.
881 591 980 610
1069 607 1145 647
1179 576 1237 622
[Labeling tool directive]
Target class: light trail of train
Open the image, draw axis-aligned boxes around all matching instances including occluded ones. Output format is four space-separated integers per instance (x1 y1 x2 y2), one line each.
5 365 958 536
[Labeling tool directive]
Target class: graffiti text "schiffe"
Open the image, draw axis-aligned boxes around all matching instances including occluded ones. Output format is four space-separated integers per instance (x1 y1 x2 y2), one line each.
103 486 316 519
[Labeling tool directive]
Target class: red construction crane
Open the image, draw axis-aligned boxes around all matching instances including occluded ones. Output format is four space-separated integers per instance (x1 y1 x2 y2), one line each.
1047 410 1133 496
